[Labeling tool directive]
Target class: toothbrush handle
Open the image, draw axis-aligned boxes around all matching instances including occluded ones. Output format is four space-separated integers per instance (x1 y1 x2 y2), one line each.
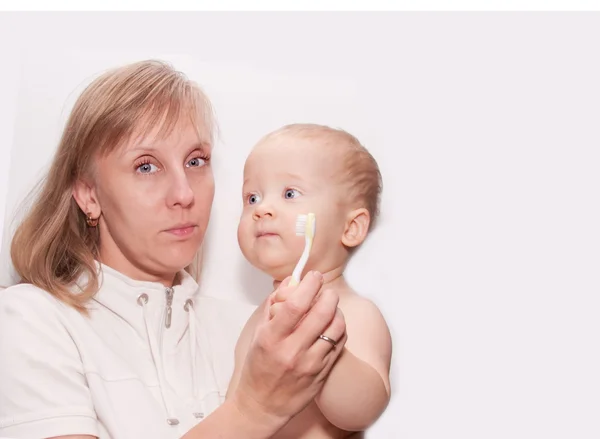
289 239 312 286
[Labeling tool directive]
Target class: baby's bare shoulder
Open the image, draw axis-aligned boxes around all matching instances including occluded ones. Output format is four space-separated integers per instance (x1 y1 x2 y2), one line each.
338 289 386 325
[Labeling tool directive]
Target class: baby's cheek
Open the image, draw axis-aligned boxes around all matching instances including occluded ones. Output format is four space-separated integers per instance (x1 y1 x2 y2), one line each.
236 222 254 256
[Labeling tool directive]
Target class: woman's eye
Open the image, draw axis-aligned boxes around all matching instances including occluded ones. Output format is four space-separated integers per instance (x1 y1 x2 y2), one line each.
247 194 261 205
187 157 207 168
284 189 300 199
136 162 159 174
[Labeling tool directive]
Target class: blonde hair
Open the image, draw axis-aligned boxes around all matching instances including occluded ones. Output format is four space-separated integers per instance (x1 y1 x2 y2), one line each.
10 60 215 312
259 123 382 230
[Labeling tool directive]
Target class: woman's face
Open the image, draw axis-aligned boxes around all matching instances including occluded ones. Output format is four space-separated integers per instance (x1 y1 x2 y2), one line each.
76 118 215 284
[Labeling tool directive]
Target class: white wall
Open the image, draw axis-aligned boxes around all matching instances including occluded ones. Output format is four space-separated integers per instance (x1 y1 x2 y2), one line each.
1 12 599 438
0 43 21 259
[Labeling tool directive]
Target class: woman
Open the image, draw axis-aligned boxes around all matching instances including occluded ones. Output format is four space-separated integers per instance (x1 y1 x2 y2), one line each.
0 60 347 438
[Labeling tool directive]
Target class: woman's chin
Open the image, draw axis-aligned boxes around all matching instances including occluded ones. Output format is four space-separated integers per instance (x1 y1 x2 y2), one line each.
157 249 198 274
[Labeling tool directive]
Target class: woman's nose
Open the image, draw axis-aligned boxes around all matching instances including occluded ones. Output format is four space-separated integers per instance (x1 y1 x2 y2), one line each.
167 172 194 208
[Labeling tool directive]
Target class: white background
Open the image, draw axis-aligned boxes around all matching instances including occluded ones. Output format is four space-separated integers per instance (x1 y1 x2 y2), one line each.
1 12 599 438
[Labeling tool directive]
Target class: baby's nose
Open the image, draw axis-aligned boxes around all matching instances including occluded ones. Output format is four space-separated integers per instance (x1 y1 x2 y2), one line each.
252 202 275 220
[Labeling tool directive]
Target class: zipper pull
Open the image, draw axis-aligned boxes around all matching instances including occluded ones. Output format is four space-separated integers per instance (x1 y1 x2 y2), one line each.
165 287 174 328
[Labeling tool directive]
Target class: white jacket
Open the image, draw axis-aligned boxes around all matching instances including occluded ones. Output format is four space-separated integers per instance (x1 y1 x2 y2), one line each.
0 263 256 439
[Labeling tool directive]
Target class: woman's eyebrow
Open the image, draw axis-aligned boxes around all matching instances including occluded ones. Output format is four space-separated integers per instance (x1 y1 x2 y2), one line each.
125 145 158 154
187 142 210 154
120 142 208 157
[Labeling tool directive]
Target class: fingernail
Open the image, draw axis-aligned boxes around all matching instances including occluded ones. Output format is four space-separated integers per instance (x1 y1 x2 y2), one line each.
313 271 323 282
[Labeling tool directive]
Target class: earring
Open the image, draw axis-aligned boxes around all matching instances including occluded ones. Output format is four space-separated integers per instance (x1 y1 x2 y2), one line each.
86 212 99 227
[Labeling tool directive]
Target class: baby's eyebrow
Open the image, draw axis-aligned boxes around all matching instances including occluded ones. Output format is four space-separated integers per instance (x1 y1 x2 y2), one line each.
282 172 306 182
241 179 254 192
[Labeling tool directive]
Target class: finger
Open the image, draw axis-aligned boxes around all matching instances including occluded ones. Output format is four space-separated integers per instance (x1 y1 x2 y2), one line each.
271 302 313 326
301 330 348 387
269 302 284 319
267 271 324 339
288 288 341 350
309 308 347 359
259 291 278 323
280 276 292 287
274 289 288 303
314 331 348 382
274 277 293 302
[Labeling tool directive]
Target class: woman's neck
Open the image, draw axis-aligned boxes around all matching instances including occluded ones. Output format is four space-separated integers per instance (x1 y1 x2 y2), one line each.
98 253 178 288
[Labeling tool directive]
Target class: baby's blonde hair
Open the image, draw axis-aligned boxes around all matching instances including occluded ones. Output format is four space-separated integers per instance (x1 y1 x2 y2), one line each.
259 123 382 230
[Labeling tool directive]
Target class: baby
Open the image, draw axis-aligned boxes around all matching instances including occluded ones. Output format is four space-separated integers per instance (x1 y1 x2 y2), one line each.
228 123 392 438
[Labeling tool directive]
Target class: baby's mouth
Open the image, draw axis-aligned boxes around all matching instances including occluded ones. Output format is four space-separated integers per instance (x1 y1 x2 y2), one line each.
256 231 279 238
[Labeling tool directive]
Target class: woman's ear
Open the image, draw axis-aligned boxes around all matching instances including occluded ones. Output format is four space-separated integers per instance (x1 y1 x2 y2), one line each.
72 178 101 219
341 208 371 248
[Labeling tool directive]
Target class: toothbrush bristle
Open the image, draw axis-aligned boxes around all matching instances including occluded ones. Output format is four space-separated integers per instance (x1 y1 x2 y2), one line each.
295 214 307 236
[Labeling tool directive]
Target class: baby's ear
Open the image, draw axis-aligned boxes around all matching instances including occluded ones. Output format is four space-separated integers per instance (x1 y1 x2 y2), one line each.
341 208 370 248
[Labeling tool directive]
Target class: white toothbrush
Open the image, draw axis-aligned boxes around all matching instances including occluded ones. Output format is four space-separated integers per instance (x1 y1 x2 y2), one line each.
289 213 316 286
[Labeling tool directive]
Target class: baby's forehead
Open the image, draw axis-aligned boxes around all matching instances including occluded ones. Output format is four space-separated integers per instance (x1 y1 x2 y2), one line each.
250 133 345 161
244 135 349 184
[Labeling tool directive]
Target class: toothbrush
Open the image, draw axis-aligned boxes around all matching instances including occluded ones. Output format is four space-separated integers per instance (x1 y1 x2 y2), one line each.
289 213 316 286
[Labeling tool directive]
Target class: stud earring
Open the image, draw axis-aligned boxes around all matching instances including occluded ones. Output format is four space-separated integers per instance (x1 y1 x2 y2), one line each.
86 212 99 227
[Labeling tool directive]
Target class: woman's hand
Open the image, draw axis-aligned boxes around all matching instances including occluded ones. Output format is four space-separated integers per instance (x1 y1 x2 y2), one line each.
230 271 347 432
268 277 301 319
268 276 322 320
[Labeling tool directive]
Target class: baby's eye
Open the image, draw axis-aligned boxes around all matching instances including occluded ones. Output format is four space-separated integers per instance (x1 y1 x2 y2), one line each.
247 193 261 205
136 163 159 174
284 189 301 199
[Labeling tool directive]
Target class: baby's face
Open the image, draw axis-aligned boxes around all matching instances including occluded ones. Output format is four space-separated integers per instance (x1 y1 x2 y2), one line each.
237 136 350 280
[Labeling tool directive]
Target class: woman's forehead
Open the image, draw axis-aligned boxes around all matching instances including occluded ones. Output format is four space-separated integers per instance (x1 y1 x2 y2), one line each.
116 116 211 155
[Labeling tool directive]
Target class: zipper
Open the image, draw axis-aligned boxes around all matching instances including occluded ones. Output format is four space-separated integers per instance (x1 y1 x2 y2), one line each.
165 287 174 328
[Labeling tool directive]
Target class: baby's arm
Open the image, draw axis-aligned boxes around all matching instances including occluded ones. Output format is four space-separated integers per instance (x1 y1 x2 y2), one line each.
315 295 392 432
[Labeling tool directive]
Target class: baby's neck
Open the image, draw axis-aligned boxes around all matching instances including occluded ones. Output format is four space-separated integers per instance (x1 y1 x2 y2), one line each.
272 266 350 293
